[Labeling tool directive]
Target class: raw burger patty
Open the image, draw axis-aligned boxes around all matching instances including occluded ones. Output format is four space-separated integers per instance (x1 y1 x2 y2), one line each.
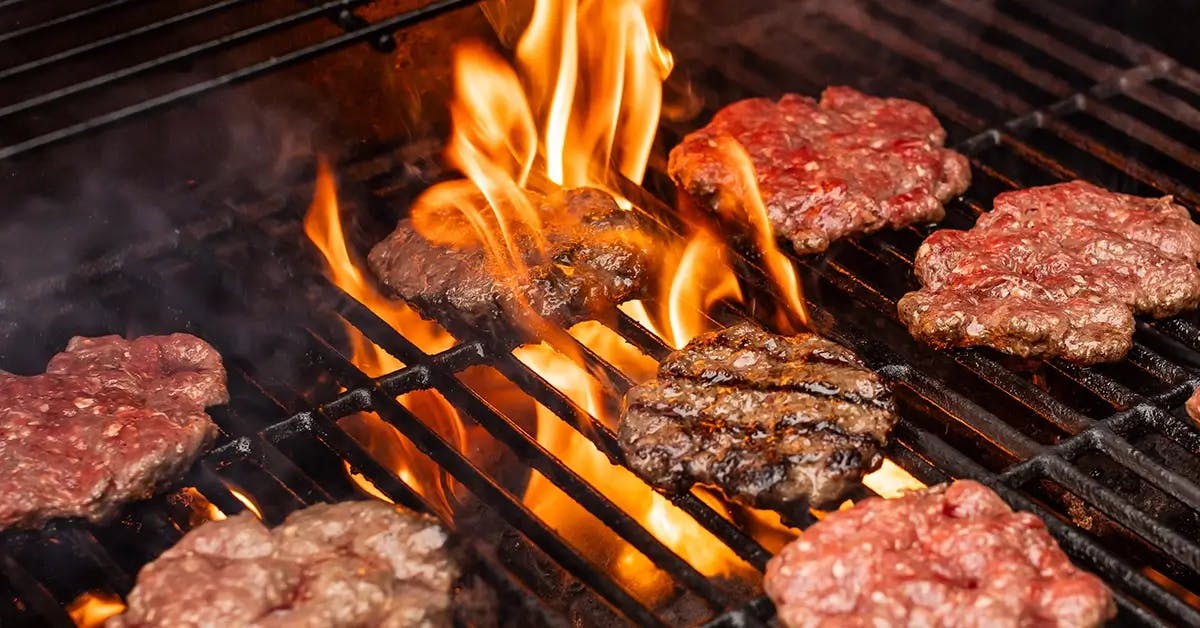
369 186 655 331
765 480 1115 628
0 334 227 530
108 500 458 628
668 86 970 254
618 323 897 514
898 180 1200 363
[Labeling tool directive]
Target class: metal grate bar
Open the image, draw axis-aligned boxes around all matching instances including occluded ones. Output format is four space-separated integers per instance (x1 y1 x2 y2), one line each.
0 0 380 119
0 0 140 44
326 271 775 575
0 0 483 160
306 332 668 627
0 0 258 82
0 552 73 628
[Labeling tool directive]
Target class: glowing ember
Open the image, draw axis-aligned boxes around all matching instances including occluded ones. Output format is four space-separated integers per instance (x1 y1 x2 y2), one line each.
67 591 125 628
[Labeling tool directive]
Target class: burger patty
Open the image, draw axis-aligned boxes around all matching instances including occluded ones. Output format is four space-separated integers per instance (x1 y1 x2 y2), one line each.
0 334 227 530
618 323 897 514
764 480 1115 628
898 181 1200 363
108 500 458 628
668 86 970 255
369 185 656 332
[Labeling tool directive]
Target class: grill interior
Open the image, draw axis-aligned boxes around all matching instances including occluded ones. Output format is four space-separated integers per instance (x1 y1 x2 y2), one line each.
4 0 1200 626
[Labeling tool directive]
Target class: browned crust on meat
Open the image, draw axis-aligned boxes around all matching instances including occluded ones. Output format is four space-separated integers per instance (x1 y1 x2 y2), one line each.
618 323 896 513
368 186 656 331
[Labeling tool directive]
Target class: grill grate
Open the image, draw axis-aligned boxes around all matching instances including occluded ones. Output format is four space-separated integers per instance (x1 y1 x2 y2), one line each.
4 0 1200 626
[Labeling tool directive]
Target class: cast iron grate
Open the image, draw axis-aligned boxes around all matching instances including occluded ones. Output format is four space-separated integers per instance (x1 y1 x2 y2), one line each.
3 0 1200 626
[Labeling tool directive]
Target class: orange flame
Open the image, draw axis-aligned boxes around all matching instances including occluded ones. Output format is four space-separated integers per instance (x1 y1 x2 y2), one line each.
710 136 810 332
67 592 125 628
227 485 263 520
304 163 464 519
863 459 926 499
515 323 753 601
178 486 226 522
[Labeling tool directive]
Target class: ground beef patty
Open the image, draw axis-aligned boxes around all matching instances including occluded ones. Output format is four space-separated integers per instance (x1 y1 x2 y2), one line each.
108 500 457 628
368 185 655 331
765 480 1115 628
898 181 1200 363
668 87 970 255
618 323 896 514
0 334 226 530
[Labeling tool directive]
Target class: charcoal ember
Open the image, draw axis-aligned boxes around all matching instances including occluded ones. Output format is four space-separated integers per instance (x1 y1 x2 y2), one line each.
765 480 1115 628
668 86 970 255
368 186 656 333
899 181 1200 363
108 500 467 628
618 323 896 514
0 334 227 530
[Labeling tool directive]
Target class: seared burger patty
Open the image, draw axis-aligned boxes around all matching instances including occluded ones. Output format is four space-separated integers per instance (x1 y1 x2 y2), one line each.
108 500 458 628
369 186 655 331
898 181 1200 363
618 323 896 514
765 480 1115 628
0 334 227 530
668 86 970 255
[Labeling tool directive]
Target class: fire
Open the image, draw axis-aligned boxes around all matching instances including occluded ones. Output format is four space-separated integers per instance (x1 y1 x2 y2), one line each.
515 323 753 600
228 485 263 520
305 163 464 520
709 136 810 332
179 486 226 521
647 229 743 350
304 158 456 357
67 591 125 628
863 459 927 498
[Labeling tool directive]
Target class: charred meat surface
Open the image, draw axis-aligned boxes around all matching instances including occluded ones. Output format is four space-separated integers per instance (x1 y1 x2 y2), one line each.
898 181 1200 363
108 500 458 628
368 186 655 332
0 334 226 530
618 323 896 514
765 480 1115 628
668 86 970 254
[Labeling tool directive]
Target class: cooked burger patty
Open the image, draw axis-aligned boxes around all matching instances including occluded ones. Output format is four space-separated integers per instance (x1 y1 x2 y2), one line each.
618 323 896 513
765 480 1115 628
108 500 458 628
368 186 655 331
0 334 227 530
898 181 1200 363
668 86 970 255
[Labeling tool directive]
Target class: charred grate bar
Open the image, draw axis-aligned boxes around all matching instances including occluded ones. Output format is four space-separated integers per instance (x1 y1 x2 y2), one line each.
3 0 1200 626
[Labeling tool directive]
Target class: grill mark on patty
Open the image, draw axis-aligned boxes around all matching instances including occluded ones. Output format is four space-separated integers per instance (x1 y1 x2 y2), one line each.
618 323 898 513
